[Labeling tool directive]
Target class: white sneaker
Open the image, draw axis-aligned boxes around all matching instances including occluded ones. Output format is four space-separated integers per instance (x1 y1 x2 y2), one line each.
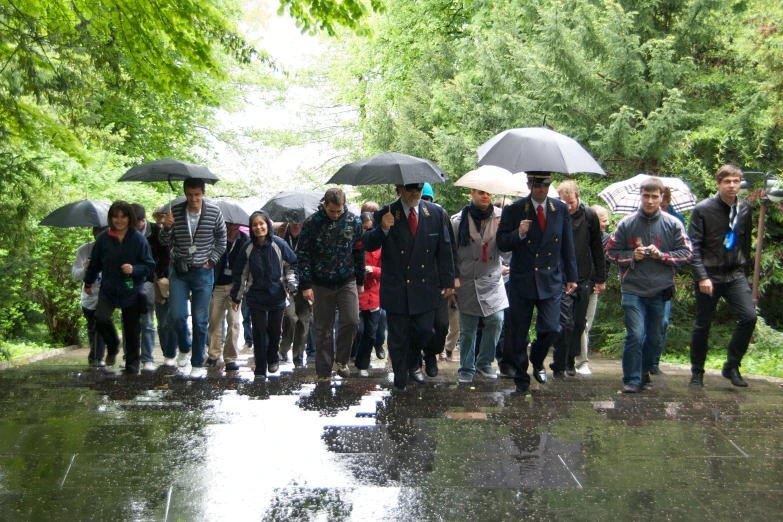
189 367 207 379
142 362 156 372
358 369 369 378
177 352 190 367
163 357 176 367
576 362 592 375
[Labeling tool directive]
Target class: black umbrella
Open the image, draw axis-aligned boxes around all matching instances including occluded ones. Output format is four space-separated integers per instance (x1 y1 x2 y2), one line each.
118 159 219 190
261 191 324 224
39 199 111 228
327 152 447 186
160 197 250 224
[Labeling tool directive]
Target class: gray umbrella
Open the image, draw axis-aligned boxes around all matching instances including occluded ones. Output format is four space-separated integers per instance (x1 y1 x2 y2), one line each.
159 197 250 224
39 199 111 228
477 127 606 175
119 159 219 190
261 191 324 224
327 152 448 186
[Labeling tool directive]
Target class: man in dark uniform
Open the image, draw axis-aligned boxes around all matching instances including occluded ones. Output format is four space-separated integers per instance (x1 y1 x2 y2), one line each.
497 172 578 392
363 182 455 391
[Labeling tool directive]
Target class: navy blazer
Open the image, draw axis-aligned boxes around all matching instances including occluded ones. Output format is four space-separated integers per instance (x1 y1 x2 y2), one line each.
496 196 578 300
363 199 455 315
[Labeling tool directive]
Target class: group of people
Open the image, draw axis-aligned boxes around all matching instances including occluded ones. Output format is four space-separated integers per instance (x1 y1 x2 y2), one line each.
73 164 758 393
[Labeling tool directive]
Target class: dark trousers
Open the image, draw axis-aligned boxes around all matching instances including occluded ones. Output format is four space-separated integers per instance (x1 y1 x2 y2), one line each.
94 296 141 374
312 281 359 378
504 288 561 389
250 307 285 375
690 277 757 372
423 294 449 357
552 280 592 372
386 310 436 388
82 307 105 365
355 309 381 370
374 309 387 350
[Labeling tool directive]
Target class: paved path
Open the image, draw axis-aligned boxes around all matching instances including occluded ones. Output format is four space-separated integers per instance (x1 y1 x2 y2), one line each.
0 347 781 521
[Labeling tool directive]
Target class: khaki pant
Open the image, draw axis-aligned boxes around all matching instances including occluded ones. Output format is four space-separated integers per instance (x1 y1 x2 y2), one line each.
281 292 312 363
207 283 240 363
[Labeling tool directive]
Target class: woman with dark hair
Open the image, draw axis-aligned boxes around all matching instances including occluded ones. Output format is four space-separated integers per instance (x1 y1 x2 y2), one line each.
84 201 156 374
231 210 298 378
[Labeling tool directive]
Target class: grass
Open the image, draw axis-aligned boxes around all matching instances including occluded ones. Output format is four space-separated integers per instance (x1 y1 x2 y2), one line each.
0 340 57 362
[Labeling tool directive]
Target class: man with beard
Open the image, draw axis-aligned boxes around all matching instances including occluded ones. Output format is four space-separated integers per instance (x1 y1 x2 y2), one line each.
363 183 455 391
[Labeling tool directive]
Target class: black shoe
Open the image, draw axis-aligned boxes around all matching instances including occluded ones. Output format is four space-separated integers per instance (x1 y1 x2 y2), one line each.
268 362 280 374
424 355 438 377
498 366 517 379
225 361 240 371
375 347 386 359
532 366 547 384
689 372 704 388
408 368 425 384
641 372 653 391
553 371 565 379
722 366 748 387
566 365 576 377
649 366 665 376
205 358 218 368
515 384 529 394
622 383 640 393
105 352 117 367
393 385 406 392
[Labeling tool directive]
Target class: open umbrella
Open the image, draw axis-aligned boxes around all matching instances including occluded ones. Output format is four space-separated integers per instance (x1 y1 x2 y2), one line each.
327 152 447 186
598 174 697 214
454 166 528 195
119 159 219 185
39 199 111 228
261 191 324 223
477 127 606 175
159 197 250 224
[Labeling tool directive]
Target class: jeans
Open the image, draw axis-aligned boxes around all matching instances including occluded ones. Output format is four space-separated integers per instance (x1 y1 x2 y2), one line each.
169 267 214 368
652 300 672 368
458 310 504 376
156 299 189 359
621 293 666 386
690 277 757 373
140 309 155 363
355 309 381 370
242 299 252 346
82 307 105 364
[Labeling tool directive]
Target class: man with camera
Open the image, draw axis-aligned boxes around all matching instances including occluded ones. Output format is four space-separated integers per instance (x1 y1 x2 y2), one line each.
606 177 692 393
159 178 227 379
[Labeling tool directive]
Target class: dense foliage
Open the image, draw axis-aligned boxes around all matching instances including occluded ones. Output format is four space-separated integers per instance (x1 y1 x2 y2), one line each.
325 0 783 366
0 0 376 349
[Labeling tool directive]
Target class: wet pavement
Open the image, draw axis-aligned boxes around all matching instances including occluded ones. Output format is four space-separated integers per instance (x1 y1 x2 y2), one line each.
0 348 782 521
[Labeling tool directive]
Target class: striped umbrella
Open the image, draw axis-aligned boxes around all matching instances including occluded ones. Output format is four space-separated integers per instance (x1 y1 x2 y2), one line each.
598 174 697 214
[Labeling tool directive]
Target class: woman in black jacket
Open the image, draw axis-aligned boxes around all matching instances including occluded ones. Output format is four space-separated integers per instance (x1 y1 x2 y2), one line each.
231 210 298 378
84 201 155 374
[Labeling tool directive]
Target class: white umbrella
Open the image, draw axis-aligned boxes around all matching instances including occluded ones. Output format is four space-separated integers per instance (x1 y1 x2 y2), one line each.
454 166 528 195
598 174 697 214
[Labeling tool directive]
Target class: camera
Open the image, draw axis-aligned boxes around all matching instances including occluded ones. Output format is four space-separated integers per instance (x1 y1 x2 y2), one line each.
644 247 651 258
173 256 189 276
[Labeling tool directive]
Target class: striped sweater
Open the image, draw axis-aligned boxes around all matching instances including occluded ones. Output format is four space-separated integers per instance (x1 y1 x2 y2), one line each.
159 201 227 268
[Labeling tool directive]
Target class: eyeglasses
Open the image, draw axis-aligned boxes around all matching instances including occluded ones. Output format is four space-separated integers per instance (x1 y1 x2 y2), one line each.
402 184 424 192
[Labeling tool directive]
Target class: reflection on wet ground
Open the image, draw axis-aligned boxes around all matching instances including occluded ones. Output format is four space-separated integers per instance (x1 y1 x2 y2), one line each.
0 348 781 521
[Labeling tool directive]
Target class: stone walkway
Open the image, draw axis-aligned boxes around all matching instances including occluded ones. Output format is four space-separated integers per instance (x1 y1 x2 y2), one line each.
0 347 781 521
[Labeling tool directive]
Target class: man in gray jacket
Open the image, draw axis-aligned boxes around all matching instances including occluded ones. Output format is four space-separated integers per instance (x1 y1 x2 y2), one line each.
606 177 692 393
451 189 508 384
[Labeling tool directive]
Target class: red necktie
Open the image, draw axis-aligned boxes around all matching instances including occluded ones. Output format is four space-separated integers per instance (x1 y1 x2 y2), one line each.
408 207 418 237
537 204 546 231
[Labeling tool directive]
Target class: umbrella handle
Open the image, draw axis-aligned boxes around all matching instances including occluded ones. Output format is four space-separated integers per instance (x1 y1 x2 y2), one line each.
168 174 176 193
